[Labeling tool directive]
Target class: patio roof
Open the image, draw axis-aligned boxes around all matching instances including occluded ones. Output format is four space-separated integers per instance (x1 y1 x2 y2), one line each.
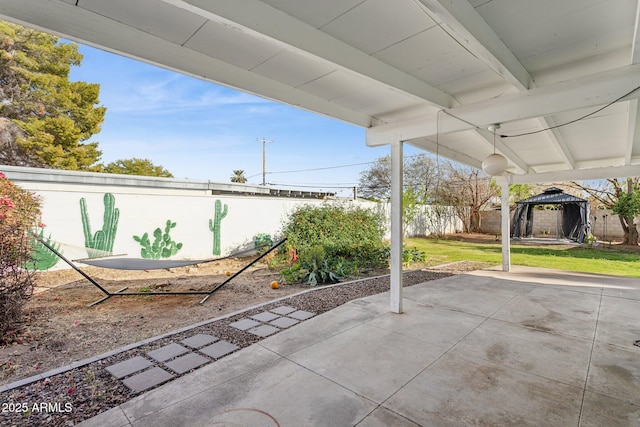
1 0 640 182
2 0 639 313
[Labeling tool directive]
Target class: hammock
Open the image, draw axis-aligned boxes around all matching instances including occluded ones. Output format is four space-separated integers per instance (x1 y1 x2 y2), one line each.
36 236 287 306
75 257 214 270
73 245 264 271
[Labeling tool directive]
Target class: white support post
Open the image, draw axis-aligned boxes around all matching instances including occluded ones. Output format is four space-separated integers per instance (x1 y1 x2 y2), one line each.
390 141 403 313
500 178 511 271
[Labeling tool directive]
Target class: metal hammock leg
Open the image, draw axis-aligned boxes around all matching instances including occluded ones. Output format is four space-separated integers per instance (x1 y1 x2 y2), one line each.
199 238 287 304
37 237 112 297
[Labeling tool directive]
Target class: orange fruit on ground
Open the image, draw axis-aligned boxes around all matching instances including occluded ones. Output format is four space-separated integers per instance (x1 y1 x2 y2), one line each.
270 281 279 289
225 271 232 276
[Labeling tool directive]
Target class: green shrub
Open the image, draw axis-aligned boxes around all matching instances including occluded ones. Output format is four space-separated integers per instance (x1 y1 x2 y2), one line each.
281 203 389 285
0 172 41 342
403 246 426 265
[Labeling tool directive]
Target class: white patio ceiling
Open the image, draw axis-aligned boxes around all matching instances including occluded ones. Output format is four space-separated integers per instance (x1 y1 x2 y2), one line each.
1 0 640 183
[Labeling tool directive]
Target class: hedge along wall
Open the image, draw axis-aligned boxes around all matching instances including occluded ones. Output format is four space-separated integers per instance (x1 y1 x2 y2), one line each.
3 166 378 270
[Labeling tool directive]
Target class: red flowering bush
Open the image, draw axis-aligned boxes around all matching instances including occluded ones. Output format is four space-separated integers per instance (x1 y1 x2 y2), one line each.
0 171 41 342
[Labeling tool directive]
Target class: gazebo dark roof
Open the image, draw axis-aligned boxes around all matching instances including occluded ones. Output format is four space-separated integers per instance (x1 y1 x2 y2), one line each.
517 187 587 205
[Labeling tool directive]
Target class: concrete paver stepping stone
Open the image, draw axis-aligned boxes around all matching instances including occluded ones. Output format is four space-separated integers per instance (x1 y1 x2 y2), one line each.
270 317 300 329
180 334 218 349
122 367 173 393
270 306 297 315
199 340 239 359
251 311 280 322
106 356 154 379
288 310 315 320
248 324 281 337
229 318 261 331
147 343 189 362
164 353 210 374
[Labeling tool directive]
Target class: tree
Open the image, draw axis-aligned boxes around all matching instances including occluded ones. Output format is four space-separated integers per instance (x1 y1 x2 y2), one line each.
101 158 173 177
509 184 535 204
0 20 105 169
358 154 439 202
436 163 498 232
572 178 640 245
230 169 247 183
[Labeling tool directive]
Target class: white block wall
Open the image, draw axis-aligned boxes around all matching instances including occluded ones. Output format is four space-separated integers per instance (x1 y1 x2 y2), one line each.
3 166 378 269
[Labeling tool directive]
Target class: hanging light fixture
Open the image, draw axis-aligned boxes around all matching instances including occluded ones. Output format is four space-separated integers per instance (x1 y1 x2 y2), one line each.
482 124 508 176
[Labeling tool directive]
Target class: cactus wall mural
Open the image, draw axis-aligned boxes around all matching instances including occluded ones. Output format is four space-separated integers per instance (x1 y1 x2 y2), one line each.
80 193 120 256
25 227 60 270
209 199 228 255
133 219 183 259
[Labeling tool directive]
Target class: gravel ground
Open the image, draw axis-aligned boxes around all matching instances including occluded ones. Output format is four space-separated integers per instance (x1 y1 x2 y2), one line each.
0 269 459 426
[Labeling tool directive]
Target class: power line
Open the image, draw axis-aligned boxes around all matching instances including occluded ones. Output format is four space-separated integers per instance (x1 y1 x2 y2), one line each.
245 153 432 179
265 161 376 175
268 182 357 189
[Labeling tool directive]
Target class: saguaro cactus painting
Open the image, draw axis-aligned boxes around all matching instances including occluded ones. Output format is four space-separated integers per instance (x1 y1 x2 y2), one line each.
209 199 228 255
79 193 120 256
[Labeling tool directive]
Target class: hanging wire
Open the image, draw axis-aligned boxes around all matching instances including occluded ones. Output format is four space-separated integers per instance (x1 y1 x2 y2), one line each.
439 84 640 139
500 83 640 138
435 109 442 205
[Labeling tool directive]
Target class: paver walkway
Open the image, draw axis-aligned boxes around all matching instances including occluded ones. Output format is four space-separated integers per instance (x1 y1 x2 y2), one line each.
103 305 315 393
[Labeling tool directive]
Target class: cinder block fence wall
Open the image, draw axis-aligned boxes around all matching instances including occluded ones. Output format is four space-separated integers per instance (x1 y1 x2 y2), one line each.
3 165 467 271
3 166 380 270
480 209 631 240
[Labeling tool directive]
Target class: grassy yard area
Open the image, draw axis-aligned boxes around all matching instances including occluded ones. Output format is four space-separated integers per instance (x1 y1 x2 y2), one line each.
405 235 640 278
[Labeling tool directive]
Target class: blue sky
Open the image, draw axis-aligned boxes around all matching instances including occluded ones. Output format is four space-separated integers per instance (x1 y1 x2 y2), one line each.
68 45 424 196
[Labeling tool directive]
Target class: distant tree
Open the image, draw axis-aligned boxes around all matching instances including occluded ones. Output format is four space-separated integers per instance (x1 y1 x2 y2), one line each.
0 20 105 169
101 158 173 177
436 163 498 232
230 169 247 183
358 154 439 202
571 178 640 245
509 184 535 204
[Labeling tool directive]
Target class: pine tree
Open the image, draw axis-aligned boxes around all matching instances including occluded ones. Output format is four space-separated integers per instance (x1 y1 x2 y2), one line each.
0 20 105 169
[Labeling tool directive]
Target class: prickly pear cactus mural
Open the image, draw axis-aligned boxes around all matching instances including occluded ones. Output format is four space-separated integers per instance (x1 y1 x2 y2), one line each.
209 199 228 255
133 219 183 259
80 193 120 257
25 227 60 271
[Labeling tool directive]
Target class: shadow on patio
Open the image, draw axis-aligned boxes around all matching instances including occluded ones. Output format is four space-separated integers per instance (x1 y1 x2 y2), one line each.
81 266 640 426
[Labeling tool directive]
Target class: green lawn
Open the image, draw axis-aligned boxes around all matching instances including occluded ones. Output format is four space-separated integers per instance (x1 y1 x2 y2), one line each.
404 237 640 278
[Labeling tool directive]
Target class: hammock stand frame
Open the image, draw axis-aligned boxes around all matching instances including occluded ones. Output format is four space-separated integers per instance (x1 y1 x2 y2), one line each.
37 237 286 306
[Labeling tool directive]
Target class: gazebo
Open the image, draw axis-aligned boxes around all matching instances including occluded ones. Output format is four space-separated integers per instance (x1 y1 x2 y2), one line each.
511 187 590 243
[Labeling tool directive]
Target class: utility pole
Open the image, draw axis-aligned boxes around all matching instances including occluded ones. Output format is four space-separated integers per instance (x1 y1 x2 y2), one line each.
257 137 272 186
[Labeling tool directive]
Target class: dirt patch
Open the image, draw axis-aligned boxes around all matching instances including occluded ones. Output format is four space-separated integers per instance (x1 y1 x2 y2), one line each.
1 258 310 386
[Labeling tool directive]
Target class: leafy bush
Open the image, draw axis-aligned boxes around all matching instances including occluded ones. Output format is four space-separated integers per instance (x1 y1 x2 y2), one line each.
281 203 388 285
403 246 426 265
0 172 41 342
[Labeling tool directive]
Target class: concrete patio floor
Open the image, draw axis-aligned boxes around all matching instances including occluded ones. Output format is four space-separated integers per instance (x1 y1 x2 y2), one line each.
80 266 640 426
